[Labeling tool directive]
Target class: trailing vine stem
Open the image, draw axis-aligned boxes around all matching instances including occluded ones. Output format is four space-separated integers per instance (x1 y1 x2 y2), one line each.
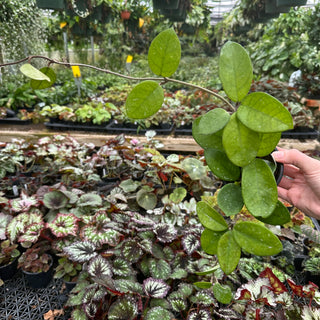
0 55 236 113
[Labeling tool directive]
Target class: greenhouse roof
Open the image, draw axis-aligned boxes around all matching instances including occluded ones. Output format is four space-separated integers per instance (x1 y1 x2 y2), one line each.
207 0 319 25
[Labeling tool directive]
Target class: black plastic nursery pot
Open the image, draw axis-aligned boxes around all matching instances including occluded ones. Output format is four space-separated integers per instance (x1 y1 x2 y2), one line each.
0 258 19 281
22 255 54 289
36 0 66 10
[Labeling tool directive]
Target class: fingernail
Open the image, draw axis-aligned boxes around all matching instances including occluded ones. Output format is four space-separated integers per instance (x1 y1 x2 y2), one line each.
272 151 284 161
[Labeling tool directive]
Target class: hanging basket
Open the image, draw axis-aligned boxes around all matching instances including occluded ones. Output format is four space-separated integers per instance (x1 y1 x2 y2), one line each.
153 0 180 10
265 0 290 13
36 0 66 10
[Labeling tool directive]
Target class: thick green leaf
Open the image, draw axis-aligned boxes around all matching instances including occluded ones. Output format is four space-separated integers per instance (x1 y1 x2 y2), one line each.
233 221 283 256
213 283 233 304
217 230 241 275
242 158 278 218
181 157 207 180
197 108 230 135
219 41 253 102
237 92 294 133
20 63 51 81
200 228 225 255
192 116 224 149
196 201 228 231
126 81 164 119
136 189 157 210
30 67 56 89
148 28 181 77
222 113 260 167
194 282 212 289
256 200 291 226
257 132 281 157
204 148 240 181
217 183 244 216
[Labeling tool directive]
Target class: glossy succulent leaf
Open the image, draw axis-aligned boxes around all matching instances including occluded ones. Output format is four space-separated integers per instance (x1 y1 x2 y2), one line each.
217 183 244 216
204 148 240 181
20 63 51 81
136 189 157 210
64 241 97 263
108 296 138 320
233 221 283 256
88 255 113 278
217 230 241 275
237 92 294 133
197 108 230 135
145 306 174 320
256 200 291 225
219 41 253 102
148 28 181 77
242 158 278 218
143 277 170 298
257 132 281 157
213 283 233 304
200 228 225 255
192 116 224 149
126 80 164 119
181 157 207 180
30 67 56 89
181 233 200 254
47 213 78 237
222 113 260 167
196 201 228 231
193 282 212 289
43 191 69 209
149 259 171 280
154 223 177 243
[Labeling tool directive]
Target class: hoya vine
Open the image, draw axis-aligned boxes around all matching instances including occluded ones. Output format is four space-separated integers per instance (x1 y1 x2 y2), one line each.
0 28 294 276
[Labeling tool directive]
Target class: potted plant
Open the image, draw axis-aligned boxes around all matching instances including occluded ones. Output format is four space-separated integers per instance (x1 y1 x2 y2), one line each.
0 239 20 282
17 240 53 289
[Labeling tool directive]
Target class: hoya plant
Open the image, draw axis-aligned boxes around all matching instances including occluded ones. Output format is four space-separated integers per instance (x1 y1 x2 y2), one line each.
13 28 294 276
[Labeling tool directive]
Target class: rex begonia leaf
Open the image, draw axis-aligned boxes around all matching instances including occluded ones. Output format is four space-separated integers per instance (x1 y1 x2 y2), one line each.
64 241 97 263
237 92 294 133
187 309 211 320
190 291 217 306
77 193 102 207
47 213 79 237
154 223 178 243
114 279 144 295
170 298 188 312
0 213 12 240
217 183 244 216
222 113 260 167
233 221 283 256
256 200 291 226
122 239 144 263
204 148 241 181
181 233 200 254
30 67 56 89
217 230 241 275
196 201 228 231
43 191 69 209
148 258 171 280
241 158 278 218
126 81 164 119
143 278 170 298
219 41 253 102
88 255 112 278
20 63 51 81
145 307 174 320
113 258 134 276
148 28 181 77
81 225 121 246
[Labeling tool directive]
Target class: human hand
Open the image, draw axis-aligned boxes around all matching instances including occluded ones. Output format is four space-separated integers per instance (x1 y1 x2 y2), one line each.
272 148 320 219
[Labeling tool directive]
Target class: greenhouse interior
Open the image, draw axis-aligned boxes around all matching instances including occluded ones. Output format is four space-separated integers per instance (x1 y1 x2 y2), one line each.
1 0 320 319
